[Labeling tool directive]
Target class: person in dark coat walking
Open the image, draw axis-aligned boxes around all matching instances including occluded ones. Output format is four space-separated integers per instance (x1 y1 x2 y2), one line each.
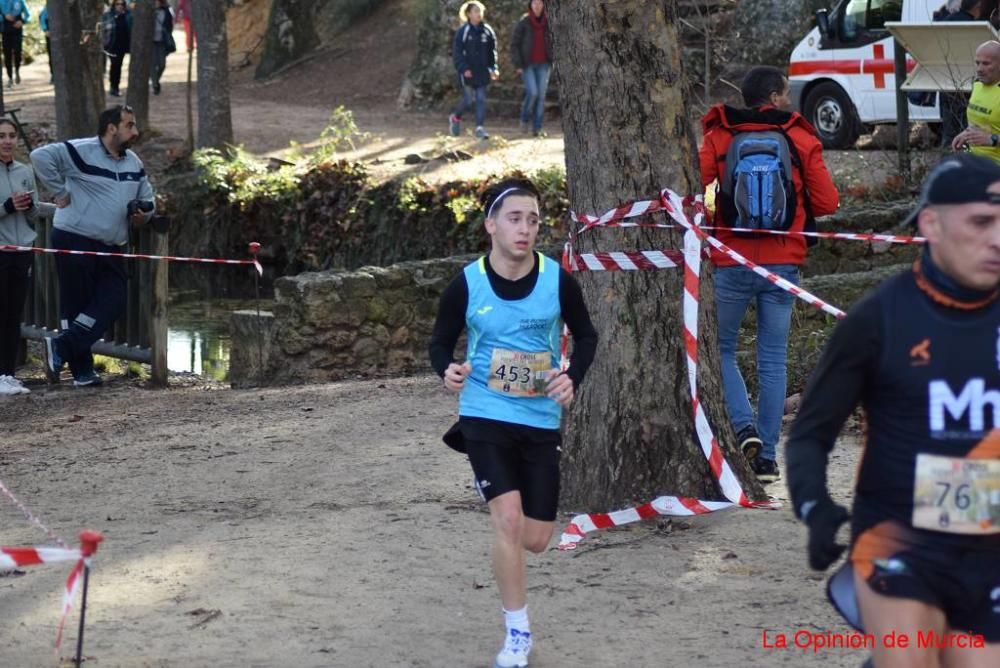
102 0 132 97
448 1 499 141
151 0 175 95
510 0 553 137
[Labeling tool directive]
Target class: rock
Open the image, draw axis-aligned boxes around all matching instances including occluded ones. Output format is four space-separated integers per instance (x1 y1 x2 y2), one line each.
229 310 276 388
404 153 431 165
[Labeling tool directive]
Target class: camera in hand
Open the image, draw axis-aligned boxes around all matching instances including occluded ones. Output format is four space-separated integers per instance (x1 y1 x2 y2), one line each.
127 199 154 216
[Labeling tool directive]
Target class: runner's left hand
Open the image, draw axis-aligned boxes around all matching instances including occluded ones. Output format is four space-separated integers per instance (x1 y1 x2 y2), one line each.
545 370 574 407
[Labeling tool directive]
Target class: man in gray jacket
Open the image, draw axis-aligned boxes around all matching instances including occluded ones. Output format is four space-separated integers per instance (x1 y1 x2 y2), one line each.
31 104 154 386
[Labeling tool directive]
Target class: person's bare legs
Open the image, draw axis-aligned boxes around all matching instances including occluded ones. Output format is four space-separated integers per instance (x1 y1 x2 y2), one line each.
941 640 1000 668
488 491 555 609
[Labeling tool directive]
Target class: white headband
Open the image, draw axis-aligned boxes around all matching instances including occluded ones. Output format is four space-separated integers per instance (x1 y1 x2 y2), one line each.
486 187 524 219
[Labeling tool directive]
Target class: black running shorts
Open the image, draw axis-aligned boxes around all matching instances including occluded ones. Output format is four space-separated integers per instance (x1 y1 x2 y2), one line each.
858 546 1000 642
460 417 561 522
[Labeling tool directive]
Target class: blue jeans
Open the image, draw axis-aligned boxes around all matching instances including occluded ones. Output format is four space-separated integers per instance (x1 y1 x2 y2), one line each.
714 264 799 460
520 63 551 131
453 75 487 128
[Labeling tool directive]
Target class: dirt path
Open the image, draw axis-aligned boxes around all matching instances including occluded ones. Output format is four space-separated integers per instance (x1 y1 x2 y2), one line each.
0 375 869 667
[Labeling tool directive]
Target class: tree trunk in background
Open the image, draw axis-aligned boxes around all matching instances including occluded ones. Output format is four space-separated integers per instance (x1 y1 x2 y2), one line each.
49 0 105 139
190 0 233 149
547 0 763 511
126 0 155 133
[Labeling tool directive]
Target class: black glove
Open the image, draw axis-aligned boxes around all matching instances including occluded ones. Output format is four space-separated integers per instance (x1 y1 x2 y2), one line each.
803 497 850 571
2 197 14 214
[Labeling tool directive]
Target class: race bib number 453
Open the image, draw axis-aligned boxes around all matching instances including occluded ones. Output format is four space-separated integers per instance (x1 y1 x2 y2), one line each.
488 349 552 398
912 454 1000 535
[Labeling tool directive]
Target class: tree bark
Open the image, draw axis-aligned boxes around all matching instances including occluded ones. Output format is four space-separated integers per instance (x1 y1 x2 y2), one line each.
126 0 155 133
49 0 106 139
190 0 233 149
548 0 763 510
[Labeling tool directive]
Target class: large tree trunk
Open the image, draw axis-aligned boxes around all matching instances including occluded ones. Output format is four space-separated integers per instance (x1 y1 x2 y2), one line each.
190 0 233 149
548 0 763 510
49 0 105 139
126 0 155 133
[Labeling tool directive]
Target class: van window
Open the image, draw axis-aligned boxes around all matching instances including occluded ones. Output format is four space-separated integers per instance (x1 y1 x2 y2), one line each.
842 0 904 41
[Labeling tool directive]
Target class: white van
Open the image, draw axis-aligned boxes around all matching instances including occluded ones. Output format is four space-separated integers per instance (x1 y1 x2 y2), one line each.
788 0 969 148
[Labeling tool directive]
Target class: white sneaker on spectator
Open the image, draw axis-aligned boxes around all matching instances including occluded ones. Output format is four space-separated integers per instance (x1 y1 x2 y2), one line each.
0 375 28 395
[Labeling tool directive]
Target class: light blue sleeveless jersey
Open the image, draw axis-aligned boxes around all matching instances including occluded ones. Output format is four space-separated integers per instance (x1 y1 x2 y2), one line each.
459 253 563 429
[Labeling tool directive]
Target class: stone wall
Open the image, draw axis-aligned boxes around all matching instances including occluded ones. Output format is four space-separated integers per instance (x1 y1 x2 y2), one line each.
230 255 473 386
228 251 914 388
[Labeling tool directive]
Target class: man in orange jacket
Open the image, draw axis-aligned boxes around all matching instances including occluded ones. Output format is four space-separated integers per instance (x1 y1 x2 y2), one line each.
699 66 839 483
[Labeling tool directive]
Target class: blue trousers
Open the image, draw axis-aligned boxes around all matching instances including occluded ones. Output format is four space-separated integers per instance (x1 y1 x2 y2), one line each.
520 63 551 131
452 75 487 128
51 228 127 378
714 264 799 460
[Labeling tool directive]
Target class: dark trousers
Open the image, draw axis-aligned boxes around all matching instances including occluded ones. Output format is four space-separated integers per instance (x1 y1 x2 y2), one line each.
108 53 126 92
0 250 31 376
51 228 127 377
151 42 167 88
2 27 22 78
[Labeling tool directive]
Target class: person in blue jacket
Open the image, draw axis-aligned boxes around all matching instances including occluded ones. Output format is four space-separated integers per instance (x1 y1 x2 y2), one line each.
448 1 499 141
0 0 29 87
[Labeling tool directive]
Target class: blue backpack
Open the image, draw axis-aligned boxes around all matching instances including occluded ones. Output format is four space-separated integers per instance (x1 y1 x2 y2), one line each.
719 130 797 232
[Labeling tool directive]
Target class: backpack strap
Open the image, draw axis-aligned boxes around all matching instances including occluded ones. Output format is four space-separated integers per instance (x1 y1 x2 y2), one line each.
774 126 819 246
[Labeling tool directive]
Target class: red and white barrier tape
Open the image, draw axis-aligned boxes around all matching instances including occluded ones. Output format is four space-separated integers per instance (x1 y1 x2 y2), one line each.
572 249 684 272
664 191 847 319
575 221 925 245
0 478 69 548
558 209 780 550
570 198 663 229
1 476 103 649
0 243 264 276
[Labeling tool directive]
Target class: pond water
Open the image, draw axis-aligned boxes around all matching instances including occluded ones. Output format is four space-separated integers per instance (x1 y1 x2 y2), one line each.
167 298 272 380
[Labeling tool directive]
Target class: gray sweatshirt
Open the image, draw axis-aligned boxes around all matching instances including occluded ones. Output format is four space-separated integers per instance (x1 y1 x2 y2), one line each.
30 136 155 247
0 159 39 247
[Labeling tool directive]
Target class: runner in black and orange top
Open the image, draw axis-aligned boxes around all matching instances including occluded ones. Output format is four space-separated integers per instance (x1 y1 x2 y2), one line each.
786 154 1000 668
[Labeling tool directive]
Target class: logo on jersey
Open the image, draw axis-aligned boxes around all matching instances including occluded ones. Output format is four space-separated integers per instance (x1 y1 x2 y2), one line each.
476 306 493 316
519 318 549 331
929 378 1000 435
992 586 1000 614
910 338 931 366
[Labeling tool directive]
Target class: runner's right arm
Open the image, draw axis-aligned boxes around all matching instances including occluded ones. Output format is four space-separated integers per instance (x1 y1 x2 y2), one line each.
428 273 468 378
785 292 883 518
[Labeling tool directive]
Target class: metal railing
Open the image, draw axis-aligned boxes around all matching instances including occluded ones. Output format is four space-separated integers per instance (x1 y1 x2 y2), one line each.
20 208 169 386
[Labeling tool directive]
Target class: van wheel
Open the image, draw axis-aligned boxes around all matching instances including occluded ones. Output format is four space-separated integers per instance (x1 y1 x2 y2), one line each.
803 82 860 149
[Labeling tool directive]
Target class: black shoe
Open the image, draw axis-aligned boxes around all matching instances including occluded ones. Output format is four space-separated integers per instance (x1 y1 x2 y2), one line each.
109 88 121 97
751 456 780 484
153 82 161 95
736 425 763 461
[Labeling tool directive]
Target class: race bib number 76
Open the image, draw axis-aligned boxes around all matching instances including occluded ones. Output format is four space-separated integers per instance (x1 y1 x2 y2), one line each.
912 454 1000 535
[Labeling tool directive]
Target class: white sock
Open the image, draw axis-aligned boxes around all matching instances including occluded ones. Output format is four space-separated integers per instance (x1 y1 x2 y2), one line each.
503 605 530 634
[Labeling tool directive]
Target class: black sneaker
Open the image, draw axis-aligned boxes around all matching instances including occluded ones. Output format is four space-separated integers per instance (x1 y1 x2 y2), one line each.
736 425 763 461
751 456 780 484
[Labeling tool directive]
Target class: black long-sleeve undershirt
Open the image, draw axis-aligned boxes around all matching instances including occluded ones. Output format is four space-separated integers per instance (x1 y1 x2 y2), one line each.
785 292 881 517
428 255 598 389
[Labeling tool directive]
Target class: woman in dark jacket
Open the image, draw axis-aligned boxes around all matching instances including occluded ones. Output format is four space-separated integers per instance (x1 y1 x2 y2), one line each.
510 0 552 137
448 1 499 140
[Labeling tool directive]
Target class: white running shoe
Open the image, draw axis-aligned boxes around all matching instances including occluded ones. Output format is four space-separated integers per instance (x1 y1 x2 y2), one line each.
494 628 532 668
0 375 28 395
